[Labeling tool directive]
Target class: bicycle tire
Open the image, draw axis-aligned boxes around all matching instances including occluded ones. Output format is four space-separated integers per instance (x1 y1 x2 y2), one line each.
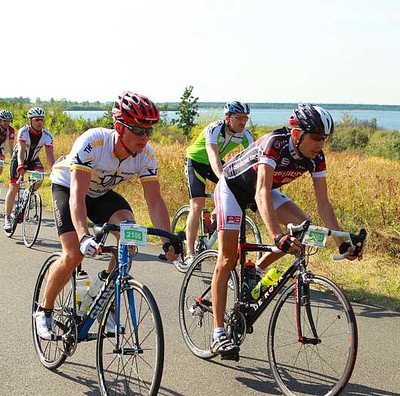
171 205 263 259
179 250 239 359
22 190 42 248
32 252 75 370
268 274 358 396
97 279 164 396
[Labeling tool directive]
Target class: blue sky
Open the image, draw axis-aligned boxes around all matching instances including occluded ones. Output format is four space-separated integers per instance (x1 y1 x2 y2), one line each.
4 0 400 105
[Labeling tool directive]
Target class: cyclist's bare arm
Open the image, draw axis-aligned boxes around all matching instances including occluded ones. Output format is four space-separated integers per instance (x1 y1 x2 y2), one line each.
45 146 55 169
142 180 178 261
206 143 223 178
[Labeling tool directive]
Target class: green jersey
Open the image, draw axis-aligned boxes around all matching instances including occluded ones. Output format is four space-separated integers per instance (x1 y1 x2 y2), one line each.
186 120 254 165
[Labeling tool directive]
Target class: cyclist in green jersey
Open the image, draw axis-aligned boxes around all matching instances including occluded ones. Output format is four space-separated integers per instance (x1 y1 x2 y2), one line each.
177 101 254 271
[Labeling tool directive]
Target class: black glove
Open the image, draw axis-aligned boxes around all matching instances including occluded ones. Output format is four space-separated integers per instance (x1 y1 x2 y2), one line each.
339 242 352 255
162 238 183 255
274 233 292 253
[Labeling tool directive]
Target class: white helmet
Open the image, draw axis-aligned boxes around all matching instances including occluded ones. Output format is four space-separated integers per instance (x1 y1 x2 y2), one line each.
0 110 13 120
27 107 45 119
289 103 334 136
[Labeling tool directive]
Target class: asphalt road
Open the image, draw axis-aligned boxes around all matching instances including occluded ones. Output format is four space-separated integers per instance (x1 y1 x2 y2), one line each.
0 187 399 395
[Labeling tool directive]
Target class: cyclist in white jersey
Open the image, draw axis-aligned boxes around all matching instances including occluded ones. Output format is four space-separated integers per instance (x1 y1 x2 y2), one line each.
179 101 254 271
210 104 363 358
0 109 15 174
34 91 180 340
3 107 54 232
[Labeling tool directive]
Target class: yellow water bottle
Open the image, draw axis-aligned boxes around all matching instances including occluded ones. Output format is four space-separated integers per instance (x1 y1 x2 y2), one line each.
251 268 281 300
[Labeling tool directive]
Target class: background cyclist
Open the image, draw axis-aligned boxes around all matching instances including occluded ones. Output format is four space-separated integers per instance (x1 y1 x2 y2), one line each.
211 103 363 358
34 91 179 340
0 109 15 175
3 107 54 232
179 101 254 271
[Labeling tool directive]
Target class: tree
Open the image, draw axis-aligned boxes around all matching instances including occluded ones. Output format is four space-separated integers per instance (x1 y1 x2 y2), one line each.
172 85 199 139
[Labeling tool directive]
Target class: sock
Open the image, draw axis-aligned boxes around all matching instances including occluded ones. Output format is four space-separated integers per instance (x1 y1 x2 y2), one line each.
213 327 225 340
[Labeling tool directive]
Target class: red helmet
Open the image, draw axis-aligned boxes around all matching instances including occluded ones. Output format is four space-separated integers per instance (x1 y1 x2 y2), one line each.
112 91 160 127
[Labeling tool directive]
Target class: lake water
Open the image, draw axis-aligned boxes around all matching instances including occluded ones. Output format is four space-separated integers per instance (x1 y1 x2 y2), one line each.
65 108 400 130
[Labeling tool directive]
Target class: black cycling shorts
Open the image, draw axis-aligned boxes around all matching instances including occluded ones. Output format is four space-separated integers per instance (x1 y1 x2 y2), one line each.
52 183 132 236
185 158 219 199
9 154 43 183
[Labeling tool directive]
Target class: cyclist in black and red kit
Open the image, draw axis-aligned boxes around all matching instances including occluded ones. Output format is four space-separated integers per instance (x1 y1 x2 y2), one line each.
0 109 15 175
210 103 363 358
3 107 55 232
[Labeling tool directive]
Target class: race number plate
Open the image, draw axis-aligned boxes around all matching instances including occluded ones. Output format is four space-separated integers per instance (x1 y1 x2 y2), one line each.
30 171 44 181
120 223 148 246
303 225 329 248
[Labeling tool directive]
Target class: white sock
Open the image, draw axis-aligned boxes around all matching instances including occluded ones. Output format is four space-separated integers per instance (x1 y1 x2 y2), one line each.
213 327 225 340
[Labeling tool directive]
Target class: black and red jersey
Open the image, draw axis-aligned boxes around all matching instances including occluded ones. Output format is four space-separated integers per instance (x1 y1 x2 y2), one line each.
222 127 326 209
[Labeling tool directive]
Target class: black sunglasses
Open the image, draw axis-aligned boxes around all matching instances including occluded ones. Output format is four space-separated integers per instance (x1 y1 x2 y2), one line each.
120 122 153 136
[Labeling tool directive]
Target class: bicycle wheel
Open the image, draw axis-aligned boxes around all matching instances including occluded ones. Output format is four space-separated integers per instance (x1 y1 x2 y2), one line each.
268 274 358 396
97 279 164 396
32 252 75 370
171 205 262 256
23 190 42 248
179 250 239 359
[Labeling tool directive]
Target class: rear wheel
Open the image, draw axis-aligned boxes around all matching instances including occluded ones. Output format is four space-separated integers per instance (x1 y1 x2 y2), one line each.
32 253 75 370
179 250 239 359
23 190 42 247
171 205 262 259
97 279 164 396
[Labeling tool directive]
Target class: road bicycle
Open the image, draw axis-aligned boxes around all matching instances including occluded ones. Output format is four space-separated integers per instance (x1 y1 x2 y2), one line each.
32 221 183 396
179 218 367 396
4 170 44 247
171 193 262 272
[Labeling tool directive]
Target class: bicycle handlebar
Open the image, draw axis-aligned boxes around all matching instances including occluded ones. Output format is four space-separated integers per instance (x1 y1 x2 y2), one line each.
287 220 367 260
92 222 185 258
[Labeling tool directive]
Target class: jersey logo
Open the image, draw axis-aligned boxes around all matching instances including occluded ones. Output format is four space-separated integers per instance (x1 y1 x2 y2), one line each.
226 215 241 224
99 173 125 189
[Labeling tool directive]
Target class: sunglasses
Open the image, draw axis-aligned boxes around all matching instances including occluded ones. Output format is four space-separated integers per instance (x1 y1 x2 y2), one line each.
230 115 249 122
32 117 44 122
309 133 327 142
120 122 153 136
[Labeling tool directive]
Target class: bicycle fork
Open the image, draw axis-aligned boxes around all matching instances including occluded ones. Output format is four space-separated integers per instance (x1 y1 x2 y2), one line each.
295 274 321 345
114 243 143 355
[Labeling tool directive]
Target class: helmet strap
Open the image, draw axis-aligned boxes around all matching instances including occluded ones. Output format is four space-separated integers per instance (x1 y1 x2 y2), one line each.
291 128 305 149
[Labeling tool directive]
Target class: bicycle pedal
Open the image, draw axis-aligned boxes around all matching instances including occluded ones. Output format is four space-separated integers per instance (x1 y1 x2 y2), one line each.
220 351 240 361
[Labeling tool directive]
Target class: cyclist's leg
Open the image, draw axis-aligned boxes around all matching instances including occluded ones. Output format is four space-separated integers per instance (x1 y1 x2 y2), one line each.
4 155 19 220
256 190 309 270
211 176 241 355
185 159 209 257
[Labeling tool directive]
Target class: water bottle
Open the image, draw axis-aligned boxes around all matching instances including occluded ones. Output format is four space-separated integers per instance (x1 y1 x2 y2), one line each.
202 210 212 235
251 267 281 300
76 270 91 316
82 269 109 309
242 260 257 302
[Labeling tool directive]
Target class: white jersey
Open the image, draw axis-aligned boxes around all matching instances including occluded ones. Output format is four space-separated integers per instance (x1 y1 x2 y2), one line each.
51 127 159 198
15 125 54 162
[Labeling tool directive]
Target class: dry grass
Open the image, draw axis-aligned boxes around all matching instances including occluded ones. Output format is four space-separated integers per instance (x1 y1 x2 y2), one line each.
2 134 399 311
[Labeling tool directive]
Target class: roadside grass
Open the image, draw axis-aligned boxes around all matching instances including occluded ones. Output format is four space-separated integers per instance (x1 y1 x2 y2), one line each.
1 133 399 312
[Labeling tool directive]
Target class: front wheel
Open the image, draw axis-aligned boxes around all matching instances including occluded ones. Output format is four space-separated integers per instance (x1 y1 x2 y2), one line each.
32 252 75 370
96 279 164 396
23 190 42 248
268 274 358 396
179 250 239 359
